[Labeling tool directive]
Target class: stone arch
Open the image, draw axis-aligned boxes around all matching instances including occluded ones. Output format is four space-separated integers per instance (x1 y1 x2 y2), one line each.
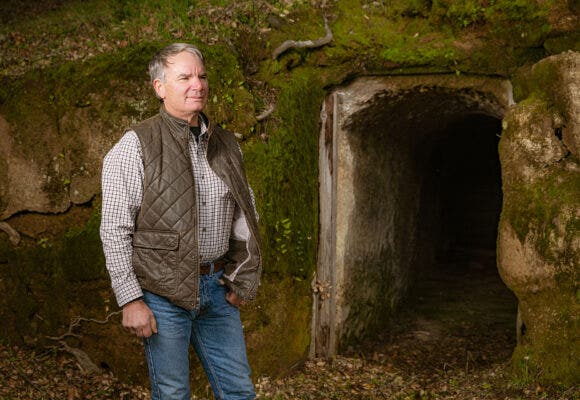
312 75 514 356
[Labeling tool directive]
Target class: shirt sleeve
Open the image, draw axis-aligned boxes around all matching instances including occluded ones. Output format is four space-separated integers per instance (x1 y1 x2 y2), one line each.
99 130 144 307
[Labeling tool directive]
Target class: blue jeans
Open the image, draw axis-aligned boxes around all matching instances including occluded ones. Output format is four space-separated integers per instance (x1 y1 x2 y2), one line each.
142 270 255 400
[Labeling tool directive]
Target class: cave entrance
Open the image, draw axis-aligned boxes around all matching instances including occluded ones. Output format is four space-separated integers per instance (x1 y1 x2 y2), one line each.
311 75 516 357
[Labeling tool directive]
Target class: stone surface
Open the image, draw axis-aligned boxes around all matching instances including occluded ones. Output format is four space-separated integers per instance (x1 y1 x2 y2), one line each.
0 98 123 220
0 115 70 218
556 51 580 158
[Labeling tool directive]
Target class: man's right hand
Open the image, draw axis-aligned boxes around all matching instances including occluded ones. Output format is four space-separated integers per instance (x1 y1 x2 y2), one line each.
122 299 158 338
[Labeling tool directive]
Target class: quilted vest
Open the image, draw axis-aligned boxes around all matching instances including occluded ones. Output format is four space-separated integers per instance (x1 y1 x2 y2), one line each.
131 107 261 310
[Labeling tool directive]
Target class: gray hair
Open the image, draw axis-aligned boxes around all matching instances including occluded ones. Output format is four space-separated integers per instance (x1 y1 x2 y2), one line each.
148 43 205 84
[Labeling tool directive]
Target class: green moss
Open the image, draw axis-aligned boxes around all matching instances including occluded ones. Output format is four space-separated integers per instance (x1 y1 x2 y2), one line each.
502 165 579 265
304 0 563 76
244 276 311 376
0 205 110 342
379 35 458 67
0 72 58 166
326 0 458 68
243 71 322 279
512 290 579 386
543 33 580 55
57 205 106 282
387 0 433 18
513 56 571 116
0 43 161 164
484 0 552 46
203 44 257 133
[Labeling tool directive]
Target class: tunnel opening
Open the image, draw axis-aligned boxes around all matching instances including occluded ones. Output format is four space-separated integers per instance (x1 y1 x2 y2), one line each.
427 113 503 269
313 76 517 362
373 112 519 376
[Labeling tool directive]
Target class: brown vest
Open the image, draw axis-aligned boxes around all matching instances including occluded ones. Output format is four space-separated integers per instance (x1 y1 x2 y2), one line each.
131 107 261 310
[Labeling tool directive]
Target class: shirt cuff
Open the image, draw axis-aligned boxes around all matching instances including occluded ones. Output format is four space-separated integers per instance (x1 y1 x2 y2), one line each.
114 279 144 308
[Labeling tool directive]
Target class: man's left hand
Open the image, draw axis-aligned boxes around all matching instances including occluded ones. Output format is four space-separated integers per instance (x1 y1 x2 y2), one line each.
225 290 246 307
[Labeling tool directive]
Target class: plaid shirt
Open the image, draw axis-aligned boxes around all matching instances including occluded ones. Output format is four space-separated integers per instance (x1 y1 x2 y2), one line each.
100 121 246 307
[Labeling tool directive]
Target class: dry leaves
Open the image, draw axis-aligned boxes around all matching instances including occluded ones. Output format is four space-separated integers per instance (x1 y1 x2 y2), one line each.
0 344 149 400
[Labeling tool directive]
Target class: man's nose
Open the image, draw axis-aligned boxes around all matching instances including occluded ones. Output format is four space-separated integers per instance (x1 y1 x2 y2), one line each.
191 76 204 90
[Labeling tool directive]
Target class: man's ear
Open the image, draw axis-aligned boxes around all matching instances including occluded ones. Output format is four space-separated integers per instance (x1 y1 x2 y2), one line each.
153 79 165 99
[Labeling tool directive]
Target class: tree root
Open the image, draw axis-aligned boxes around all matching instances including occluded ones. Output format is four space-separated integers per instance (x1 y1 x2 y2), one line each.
46 310 122 374
256 104 275 121
272 15 332 59
0 221 21 245
58 341 102 374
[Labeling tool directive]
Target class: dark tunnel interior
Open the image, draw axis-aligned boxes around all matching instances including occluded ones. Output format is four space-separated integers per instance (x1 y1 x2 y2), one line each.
342 104 518 371
402 110 514 319
425 113 503 272
339 87 518 348
394 111 517 354
342 88 510 295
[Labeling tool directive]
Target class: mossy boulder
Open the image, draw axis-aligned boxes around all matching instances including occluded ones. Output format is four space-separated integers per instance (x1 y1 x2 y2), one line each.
497 51 579 385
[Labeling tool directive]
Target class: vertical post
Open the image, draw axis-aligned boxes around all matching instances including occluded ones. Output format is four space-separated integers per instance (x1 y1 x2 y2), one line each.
310 92 340 358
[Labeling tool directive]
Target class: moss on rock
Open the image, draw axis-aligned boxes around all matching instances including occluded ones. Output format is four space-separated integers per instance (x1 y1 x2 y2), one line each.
501 165 579 266
498 52 579 385
244 71 322 278
512 288 579 386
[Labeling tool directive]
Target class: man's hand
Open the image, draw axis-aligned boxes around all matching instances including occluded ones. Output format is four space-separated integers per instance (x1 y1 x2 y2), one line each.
122 299 158 338
219 279 246 307
225 290 245 308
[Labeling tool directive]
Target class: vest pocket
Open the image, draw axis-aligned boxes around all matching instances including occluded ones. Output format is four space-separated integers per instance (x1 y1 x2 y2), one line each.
132 229 179 291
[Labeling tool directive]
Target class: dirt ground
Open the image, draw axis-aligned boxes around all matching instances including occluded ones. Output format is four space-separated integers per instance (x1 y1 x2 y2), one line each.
253 253 578 399
0 256 578 399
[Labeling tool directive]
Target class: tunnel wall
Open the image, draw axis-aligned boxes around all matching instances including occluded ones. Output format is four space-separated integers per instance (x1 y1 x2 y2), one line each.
313 75 513 355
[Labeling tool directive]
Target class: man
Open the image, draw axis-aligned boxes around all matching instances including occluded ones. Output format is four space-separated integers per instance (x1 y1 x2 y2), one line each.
100 43 262 400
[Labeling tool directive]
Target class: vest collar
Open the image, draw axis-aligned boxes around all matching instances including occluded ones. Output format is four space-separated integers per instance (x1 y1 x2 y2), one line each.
159 105 213 140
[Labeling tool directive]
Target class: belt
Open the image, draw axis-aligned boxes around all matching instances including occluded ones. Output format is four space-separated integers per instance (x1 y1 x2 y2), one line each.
199 258 227 275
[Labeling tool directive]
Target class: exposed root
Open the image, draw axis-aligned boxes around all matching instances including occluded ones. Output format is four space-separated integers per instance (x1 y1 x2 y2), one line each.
46 311 122 374
272 15 332 59
58 341 102 374
0 221 21 245
46 311 122 341
256 104 275 121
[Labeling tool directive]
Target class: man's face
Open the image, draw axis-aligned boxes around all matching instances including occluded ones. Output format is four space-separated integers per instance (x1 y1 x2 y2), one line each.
153 51 208 124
